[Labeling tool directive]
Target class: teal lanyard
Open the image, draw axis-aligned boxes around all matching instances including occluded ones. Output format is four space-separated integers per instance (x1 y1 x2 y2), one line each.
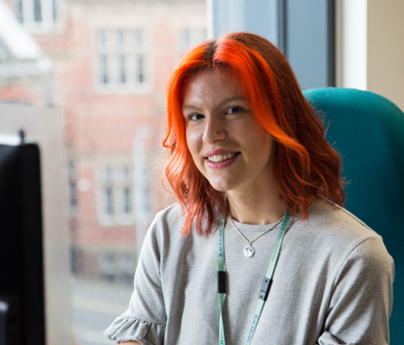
217 215 226 344
217 210 290 345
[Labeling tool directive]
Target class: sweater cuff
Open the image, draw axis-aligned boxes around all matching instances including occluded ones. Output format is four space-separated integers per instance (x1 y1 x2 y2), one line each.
104 315 165 345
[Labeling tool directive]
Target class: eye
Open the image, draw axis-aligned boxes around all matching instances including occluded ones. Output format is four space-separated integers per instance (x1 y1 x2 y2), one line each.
226 106 243 115
186 113 204 121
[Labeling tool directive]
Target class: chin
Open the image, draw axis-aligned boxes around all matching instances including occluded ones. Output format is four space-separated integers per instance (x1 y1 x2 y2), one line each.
207 179 234 193
210 186 228 193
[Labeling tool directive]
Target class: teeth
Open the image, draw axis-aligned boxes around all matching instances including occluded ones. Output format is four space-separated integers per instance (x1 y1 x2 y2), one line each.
208 153 237 163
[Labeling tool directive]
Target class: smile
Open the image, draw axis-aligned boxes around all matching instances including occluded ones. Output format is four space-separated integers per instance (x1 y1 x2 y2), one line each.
207 152 239 163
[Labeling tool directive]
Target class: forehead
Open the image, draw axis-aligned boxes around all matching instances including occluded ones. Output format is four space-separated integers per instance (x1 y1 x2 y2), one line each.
182 68 245 106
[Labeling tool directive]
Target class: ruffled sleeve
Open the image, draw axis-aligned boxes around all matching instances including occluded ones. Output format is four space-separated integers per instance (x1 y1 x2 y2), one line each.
104 314 165 345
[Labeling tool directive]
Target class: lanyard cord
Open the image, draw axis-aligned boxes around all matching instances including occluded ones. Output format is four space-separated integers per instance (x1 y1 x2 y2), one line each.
217 210 291 345
217 215 226 344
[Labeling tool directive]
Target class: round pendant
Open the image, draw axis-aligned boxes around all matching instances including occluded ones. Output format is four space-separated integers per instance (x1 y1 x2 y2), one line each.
243 245 255 258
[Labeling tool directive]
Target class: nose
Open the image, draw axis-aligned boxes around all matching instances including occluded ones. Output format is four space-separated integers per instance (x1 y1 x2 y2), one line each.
202 116 226 144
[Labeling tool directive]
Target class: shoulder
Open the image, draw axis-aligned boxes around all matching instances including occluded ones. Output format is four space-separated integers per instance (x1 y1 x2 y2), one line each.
146 203 185 240
302 199 379 244
153 202 185 229
293 199 393 271
145 203 191 251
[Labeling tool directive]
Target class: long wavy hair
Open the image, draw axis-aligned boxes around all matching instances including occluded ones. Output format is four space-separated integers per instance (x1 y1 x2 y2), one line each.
163 32 345 236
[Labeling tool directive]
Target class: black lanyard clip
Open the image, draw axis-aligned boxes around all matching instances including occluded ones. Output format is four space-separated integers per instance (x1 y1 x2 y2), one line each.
217 271 226 294
258 278 272 301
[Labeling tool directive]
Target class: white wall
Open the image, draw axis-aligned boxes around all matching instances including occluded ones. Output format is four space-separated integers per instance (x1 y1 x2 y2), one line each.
367 0 404 111
337 0 404 111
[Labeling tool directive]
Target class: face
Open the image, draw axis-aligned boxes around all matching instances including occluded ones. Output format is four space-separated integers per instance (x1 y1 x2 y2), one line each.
182 68 275 196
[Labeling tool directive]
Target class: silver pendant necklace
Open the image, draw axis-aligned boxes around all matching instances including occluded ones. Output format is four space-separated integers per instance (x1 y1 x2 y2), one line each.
230 215 285 258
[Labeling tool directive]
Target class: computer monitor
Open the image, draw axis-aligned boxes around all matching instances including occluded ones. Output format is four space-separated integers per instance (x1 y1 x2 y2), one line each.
0 140 46 345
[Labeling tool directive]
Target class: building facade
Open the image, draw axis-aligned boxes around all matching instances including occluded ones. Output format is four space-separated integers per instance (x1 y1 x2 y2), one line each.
1 0 207 280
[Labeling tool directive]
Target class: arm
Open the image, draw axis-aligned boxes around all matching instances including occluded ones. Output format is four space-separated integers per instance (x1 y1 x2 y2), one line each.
317 236 394 345
104 214 167 344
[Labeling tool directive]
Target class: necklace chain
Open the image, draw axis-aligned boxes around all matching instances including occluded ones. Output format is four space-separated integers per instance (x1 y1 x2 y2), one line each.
230 216 285 246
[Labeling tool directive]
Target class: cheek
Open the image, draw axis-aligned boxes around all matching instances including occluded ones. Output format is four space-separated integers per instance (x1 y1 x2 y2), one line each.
248 132 273 163
261 136 274 156
186 128 202 162
186 126 201 148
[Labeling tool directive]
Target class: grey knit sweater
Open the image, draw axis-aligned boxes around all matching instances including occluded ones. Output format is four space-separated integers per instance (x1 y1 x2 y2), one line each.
104 200 394 345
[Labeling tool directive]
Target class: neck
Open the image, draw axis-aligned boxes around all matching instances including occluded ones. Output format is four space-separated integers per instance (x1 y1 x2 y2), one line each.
226 182 287 226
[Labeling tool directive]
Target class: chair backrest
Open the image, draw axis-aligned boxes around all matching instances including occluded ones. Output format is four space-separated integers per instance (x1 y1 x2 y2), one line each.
303 87 404 344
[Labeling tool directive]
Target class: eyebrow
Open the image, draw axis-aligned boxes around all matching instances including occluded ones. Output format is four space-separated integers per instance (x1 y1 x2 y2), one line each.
182 95 247 112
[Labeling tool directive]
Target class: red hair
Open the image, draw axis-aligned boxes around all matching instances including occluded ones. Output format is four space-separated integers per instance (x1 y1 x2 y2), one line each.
163 32 345 236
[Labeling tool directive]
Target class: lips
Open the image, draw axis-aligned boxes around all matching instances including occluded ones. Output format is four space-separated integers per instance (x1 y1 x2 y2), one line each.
205 149 239 157
205 150 240 169
207 152 239 163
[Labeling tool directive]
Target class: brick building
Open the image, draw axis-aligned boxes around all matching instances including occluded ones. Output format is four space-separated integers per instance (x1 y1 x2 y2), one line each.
1 0 207 279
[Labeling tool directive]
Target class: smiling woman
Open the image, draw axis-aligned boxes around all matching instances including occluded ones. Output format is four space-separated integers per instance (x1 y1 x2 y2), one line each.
183 69 276 208
163 33 345 235
104 32 394 345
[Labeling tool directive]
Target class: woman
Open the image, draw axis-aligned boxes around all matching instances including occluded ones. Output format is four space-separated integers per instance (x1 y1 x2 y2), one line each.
105 32 394 345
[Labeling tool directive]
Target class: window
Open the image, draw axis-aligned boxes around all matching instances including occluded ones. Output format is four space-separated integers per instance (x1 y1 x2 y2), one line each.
104 187 113 215
136 55 145 84
119 55 127 84
98 253 116 281
179 28 207 52
98 165 135 225
118 253 136 283
115 166 134 224
98 166 114 224
134 29 145 47
95 29 149 93
98 252 136 283
100 54 109 85
68 161 77 216
1 1 206 342
15 0 60 31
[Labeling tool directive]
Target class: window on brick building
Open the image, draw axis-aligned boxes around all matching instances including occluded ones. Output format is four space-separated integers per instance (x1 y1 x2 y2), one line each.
105 187 113 215
136 54 145 84
100 54 109 85
179 28 207 52
98 166 114 224
115 166 134 225
98 165 135 225
119 55 127 84
117 29 125 47
95 28 149 93
97 30 108 48
15 0 59 31
98 253 116 281
122 166 131 214
135 28 145 47
1 0 207 342
68 161 78 216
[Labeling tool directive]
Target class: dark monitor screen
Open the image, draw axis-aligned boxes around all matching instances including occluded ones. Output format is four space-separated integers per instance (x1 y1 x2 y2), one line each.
0 143 46 345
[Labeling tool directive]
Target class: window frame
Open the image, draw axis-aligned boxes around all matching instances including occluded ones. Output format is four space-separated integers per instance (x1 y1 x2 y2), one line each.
14 0 64 33
94 28 151 94
97 165 135 226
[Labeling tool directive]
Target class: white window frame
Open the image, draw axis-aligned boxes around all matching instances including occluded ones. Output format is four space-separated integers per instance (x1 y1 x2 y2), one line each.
95 28 151 94
178 28 207 53
114 166 135 225
68 161 78 217
97 165 135 226
97 166 115 226
15 0 63 32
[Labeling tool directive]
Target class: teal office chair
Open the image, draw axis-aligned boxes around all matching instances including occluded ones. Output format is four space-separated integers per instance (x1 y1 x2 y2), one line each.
303 88 404 345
